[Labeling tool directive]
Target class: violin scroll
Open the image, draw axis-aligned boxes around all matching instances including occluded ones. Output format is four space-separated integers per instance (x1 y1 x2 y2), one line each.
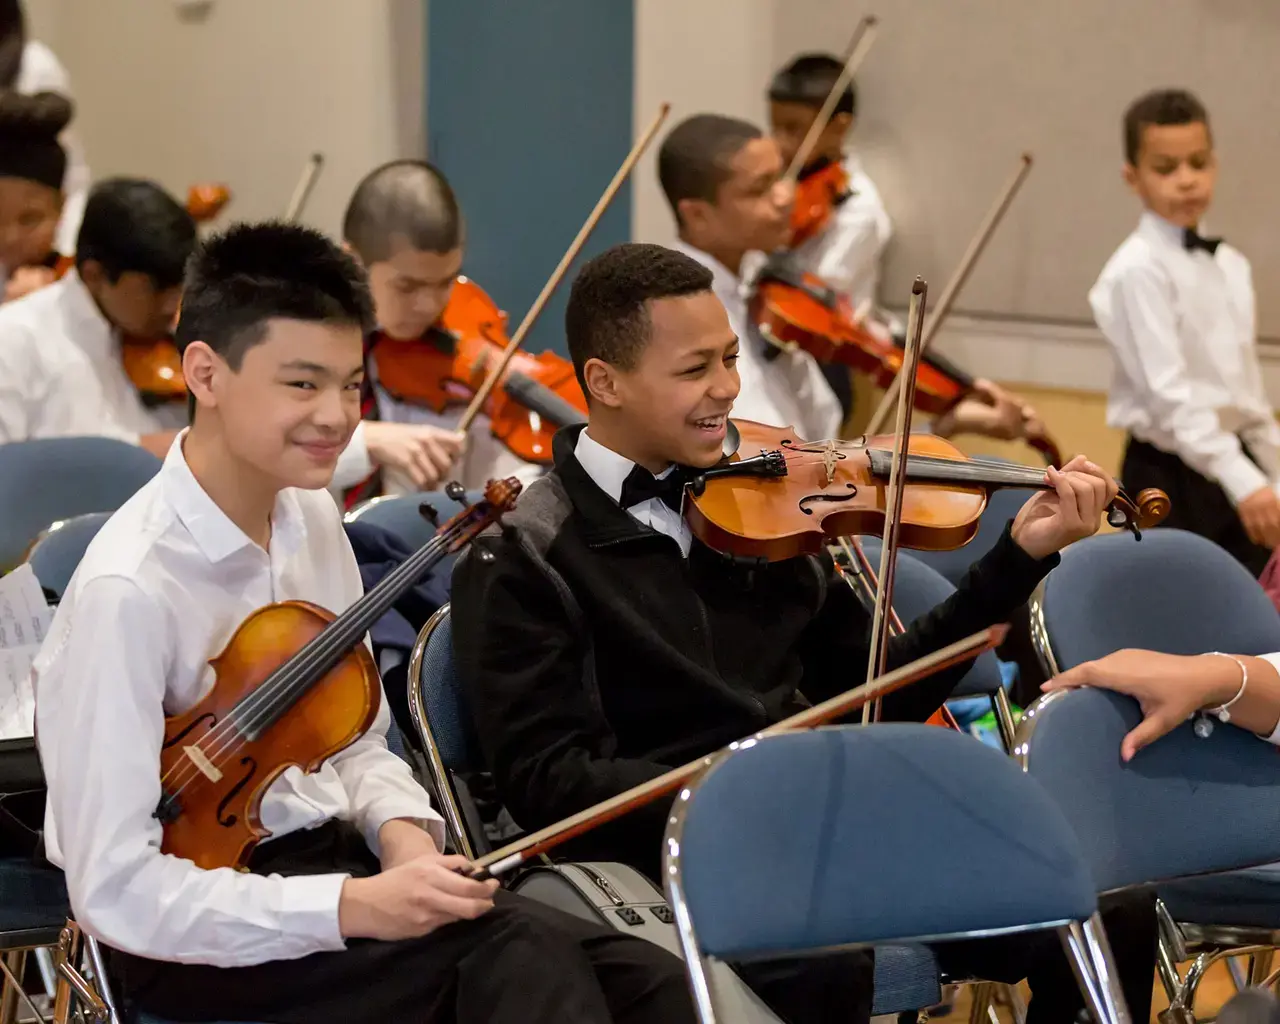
1106 487 1171 538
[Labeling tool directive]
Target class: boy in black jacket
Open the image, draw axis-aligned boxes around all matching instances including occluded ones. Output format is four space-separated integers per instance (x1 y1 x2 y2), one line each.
452 242 1153 1024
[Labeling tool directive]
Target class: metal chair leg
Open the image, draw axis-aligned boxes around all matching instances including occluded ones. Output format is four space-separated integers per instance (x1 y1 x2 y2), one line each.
991 687 1018 755
51 921 106 1024
1082 912 1132 1024
0 951 26 1024
1250 950 1276 987
1060 924 1110 1024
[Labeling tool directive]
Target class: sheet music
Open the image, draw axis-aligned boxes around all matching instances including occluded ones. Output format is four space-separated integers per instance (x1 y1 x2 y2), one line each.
0 566 52 740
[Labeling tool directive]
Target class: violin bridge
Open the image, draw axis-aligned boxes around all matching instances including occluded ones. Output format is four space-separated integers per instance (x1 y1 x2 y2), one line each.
184 745 223 783
823 440 838 486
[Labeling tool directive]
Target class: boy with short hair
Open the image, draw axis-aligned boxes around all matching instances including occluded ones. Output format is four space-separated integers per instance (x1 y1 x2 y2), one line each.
339 159 544 502
33 221 695 1024
452 241 1156 1024
0 176 194 455
1090 88 1280 577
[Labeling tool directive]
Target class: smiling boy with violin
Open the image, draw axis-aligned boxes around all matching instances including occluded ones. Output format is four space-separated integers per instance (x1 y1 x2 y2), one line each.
339 159 575 504
0 175 194 455
451 241 1158 1024
32 220 696 1024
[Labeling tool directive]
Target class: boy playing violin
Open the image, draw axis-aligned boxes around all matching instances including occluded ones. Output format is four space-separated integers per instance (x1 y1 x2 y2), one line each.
33 221 695 1024
339 159 548 503
451 241 1158 1024
766 58 1051 447
0 176 193 454
1090 89 1280 577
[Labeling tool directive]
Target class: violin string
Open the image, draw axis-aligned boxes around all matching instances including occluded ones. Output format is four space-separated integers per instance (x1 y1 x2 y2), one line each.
777 445 1049 489
160 515 476 802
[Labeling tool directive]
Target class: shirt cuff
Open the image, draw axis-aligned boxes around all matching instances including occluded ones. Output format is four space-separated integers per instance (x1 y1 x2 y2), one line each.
1215 454 1269 507
332 422 375 490
359 798 447 858
1253 654 1280 746
280 873 349 953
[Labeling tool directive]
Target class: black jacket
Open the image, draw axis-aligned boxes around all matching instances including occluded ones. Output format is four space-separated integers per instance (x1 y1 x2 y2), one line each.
451 426 1057 876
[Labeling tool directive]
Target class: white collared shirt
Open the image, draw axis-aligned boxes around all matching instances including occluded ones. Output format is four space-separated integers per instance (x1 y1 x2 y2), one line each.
1089 211 1280 506
574 428 691 556
791 153 893 312
34 434 442 966
14 40 91 257
0 272 187 444
672 241 843 444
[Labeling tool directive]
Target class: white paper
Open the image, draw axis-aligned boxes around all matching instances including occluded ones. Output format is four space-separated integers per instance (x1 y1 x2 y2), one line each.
0 646 38 740
0 564 52 651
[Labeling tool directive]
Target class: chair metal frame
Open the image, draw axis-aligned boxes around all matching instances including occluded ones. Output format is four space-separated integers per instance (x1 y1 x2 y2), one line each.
1029 574 1280 1019
664 735 1131 1024
340 494 397 525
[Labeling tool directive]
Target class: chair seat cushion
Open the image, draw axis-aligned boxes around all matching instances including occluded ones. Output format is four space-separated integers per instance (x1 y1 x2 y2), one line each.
0 857 68 934
870 943 941 1014
1159 865 1280 928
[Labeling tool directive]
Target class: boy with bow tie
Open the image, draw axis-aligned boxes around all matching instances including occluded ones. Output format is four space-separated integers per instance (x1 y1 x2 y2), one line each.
1090 88 1280 576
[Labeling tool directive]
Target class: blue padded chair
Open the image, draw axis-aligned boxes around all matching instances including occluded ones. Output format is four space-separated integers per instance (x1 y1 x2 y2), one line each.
1030 528 1280 676
344 490 484 551
25 511 113 598
665 725 1119 1024
1016 686 1280 1019
909 479 1035 588
0 437 162 569
851 537 1017 751
410 607 942 1016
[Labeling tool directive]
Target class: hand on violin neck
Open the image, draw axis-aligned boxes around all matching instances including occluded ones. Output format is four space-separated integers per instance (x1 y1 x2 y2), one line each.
364 421 464 490
1009 454 1118 560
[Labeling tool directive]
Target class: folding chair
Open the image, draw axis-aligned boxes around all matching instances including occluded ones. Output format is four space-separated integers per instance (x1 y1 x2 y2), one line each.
0 438 161 570
1016 686 1280 1023
343 490 483 551
25 512 112 599
665 724 1122 1024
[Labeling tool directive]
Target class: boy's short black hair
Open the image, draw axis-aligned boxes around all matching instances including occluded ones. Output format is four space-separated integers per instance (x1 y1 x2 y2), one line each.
768 53 857 118
1123 89 1210 164
0 0 25 90
565 242 714 393
658 114 761 225
75 179 196 290
176 221 375 373
0 90 70 189
342 159 462 264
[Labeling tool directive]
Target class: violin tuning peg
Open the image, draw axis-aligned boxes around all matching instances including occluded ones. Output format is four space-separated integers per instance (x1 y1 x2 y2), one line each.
417 503 440 527
445 481 467 504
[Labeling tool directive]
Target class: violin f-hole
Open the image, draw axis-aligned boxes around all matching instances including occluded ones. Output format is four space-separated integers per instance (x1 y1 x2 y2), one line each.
162 713 217 749
799 484 857 516
216 756 259 828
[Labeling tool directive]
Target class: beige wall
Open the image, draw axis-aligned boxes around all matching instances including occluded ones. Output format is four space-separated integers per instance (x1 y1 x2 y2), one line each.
24 0 425 239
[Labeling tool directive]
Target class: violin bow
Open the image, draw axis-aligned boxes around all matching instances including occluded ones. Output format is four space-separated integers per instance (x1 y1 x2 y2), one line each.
780 14 880 186
864 152 1034 437
284 153 325 223
454 103 672 437
862 276 928 723
470 623 1007 880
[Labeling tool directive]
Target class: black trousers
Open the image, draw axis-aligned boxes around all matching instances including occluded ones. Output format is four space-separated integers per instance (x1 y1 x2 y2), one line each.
1122 436 1273 577
109 823 696 1024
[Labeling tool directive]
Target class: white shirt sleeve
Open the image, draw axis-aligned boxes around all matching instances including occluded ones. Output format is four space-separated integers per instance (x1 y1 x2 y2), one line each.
1090 262 1268 505
804 193 891 304
36 575 350 966
0 322 41 443
325 533 444 856
331 421 375 490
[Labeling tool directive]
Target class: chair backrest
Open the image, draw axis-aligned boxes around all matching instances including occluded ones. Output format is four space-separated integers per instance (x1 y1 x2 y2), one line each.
0 437 161 568
667 724 1096 961
344 490 484 551
408 604 482 773
854 538 1006 698
907 480 1035 588
25 511 113 597
1017 686 1280 893
1033 529 1280 674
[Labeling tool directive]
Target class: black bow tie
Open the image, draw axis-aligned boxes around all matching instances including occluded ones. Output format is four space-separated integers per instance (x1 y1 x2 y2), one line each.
1184 228 1222 256
619 464 689 513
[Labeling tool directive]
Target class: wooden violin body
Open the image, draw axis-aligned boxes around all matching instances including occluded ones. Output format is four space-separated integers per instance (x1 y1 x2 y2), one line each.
158 601 379 870
685 420 1170 563
789 161 851 248
371 277 588 463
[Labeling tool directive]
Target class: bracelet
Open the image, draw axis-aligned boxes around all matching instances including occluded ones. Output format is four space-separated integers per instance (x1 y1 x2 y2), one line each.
1203 652 1249 723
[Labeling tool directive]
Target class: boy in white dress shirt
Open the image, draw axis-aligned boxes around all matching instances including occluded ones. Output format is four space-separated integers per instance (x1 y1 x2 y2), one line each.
1091 88 1280 577
656 113 844 442
32 221 694 1024
0 177 193 453
338 159 547 505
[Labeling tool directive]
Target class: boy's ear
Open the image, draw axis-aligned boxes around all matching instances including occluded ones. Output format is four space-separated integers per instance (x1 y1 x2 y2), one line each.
582 357 623 409
181 340 223 413
1121 162 1140 195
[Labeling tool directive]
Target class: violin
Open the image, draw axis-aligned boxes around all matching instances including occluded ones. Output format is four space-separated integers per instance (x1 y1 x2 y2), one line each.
682 419 1170 564
185 183 232 224
789 159 851 249
370 277 588 464
156 479 521 870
